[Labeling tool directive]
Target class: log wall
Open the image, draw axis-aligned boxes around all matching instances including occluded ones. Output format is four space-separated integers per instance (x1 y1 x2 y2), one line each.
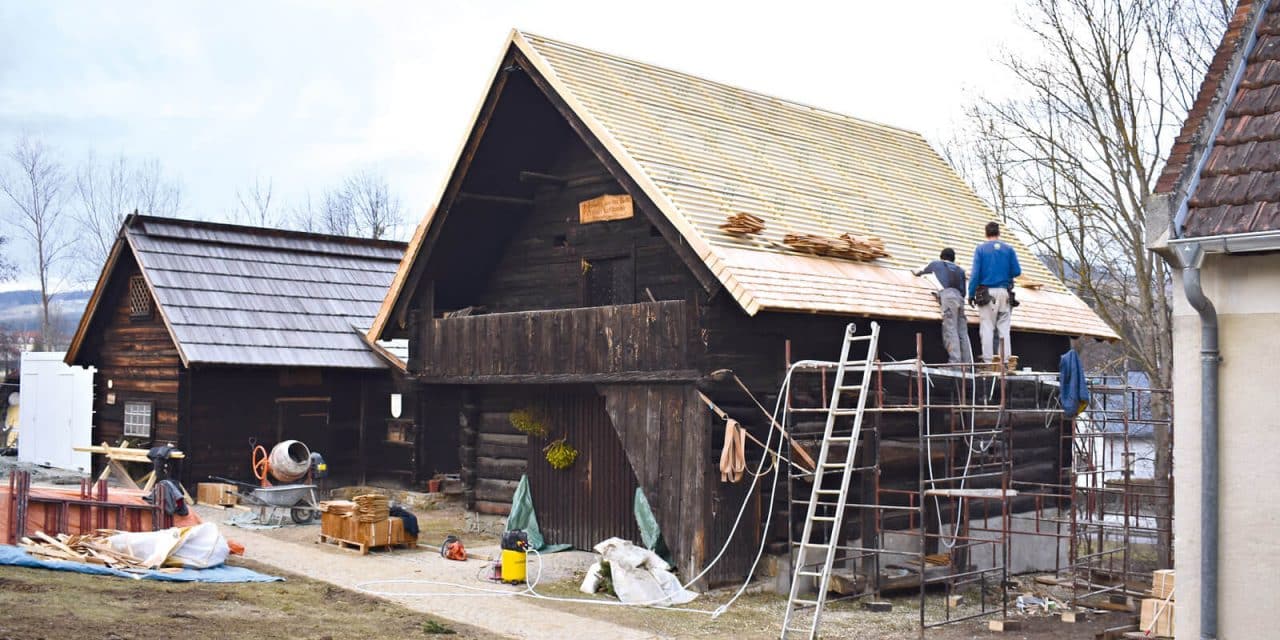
83 256 182 454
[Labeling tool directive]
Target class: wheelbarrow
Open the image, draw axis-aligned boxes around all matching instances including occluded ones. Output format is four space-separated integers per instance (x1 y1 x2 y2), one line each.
210 476 320 525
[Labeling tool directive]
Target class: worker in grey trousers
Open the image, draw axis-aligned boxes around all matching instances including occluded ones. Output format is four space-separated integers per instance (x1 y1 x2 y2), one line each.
967 222 1022 365
914 248 973 364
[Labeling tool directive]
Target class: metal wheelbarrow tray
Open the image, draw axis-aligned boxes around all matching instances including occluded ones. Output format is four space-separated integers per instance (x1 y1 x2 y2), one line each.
241 484 320 525
205 476 322 525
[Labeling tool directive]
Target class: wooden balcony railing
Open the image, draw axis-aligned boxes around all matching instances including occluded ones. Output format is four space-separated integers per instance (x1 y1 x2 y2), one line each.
413 300 695 382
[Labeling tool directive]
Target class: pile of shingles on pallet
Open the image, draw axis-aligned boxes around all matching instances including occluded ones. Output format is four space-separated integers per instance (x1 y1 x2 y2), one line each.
319 500 355 515
19 530 152 570
353 494 389 523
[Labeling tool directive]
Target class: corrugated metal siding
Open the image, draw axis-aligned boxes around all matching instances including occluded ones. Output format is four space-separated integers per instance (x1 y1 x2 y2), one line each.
527 390 642 549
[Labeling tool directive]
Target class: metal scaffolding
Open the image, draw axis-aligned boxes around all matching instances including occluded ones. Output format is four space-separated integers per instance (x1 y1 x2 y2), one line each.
779 333 1173 637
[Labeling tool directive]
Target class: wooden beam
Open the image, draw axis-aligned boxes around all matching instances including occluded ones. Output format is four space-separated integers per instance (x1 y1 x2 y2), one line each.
457 192 535 207
415 371 703 384
518 171 568 187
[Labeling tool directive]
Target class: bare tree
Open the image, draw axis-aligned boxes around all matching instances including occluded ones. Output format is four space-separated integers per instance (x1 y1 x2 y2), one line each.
341 169 402 240
0 136 72 350
951 0 1230 566
131 158 182 218
74 153 183 269
289 170 403 239
287 191 322 234
0 234 16 283
320 188 355 236
235 176 276 228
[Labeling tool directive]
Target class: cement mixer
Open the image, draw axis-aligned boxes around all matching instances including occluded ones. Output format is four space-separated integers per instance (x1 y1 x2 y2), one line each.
206 439 325 525
251 440 324 486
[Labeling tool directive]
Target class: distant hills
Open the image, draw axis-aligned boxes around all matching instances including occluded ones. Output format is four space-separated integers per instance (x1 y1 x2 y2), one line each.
0 289 92 336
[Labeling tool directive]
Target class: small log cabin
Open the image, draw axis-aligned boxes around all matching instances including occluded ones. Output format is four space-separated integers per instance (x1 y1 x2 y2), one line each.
369 31 1117 585
64 215 431 488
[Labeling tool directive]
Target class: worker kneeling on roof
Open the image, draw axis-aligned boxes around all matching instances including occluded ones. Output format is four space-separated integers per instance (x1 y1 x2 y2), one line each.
913 248 973 364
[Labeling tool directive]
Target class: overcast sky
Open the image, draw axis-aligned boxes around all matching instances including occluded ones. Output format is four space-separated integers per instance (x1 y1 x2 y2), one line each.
0 0 1027 290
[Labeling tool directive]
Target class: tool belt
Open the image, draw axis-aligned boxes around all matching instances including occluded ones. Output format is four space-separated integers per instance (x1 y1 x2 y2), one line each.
974 285 992 306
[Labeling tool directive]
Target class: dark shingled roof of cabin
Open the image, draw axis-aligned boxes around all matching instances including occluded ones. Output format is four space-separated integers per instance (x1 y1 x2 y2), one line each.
111 215 405 369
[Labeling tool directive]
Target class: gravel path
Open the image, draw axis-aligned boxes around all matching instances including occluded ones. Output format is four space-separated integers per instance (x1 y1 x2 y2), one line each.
199 506 663 640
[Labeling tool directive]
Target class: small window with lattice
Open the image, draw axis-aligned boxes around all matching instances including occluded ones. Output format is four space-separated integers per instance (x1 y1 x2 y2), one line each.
128 275 152 319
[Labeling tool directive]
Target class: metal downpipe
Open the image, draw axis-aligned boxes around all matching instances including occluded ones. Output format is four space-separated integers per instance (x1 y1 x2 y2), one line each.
1180 250 1220 640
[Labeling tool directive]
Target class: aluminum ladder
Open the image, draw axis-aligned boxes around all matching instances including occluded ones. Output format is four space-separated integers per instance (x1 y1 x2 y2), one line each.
780 321 881 640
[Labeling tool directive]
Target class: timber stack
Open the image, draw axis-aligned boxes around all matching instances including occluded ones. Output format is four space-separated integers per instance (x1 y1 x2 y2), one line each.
782 232 888 261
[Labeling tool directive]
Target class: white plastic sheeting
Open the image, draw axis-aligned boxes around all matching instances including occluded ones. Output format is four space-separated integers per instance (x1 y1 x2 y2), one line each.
108 523 230 569
580 537 697 605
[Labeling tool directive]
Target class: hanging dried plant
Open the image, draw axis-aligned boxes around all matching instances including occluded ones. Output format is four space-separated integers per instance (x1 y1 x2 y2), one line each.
543 438 579 470
509 408 548 439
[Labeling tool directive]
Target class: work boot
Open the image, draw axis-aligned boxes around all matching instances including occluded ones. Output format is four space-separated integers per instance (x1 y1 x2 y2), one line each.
1006 355 1019 372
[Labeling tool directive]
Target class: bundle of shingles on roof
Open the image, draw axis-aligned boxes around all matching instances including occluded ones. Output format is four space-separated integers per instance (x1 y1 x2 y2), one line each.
20 531 158 571
782 232 889 261
720 212 766 236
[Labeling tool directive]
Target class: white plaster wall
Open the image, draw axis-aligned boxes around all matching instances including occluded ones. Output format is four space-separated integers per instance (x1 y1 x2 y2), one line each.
1171 253 1280 639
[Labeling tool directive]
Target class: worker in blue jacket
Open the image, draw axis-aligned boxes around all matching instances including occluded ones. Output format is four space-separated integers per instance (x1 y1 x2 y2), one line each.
968 222 1022 366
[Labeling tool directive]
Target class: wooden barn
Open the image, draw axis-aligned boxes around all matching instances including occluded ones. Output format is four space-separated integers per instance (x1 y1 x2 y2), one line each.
368 31 1117 585
63 215 429 488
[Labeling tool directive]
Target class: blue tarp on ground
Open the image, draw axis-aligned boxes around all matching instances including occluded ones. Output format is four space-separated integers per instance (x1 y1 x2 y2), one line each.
0 545 282 583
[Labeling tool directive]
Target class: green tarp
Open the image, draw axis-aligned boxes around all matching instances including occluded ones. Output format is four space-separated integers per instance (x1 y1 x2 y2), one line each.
633 487 672 564
506 475 571 552
506 476 670 561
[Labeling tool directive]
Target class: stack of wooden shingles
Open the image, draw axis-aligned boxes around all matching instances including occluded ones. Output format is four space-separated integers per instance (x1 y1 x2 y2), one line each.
720 212 766 236
19 531 153 570
319 500 355 516
782 232 889 261
353 494 389 522
1140 570 1175 638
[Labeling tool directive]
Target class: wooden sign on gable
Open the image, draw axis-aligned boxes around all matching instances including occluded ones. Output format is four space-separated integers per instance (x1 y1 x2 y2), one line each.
579 194 633 224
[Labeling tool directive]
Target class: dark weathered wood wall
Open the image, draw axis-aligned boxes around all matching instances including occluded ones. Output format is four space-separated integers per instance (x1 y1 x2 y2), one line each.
459 387 528 515
182 367 378 487
421 301 692 382
599 384 714 585
83 256 182 453
470 135 700 313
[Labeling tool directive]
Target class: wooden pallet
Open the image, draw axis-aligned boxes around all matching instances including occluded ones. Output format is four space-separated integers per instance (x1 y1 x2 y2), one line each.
315 533 415 555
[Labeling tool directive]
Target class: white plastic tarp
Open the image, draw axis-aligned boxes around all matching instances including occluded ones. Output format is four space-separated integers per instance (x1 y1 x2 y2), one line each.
108 523 230 569
580 537 697 605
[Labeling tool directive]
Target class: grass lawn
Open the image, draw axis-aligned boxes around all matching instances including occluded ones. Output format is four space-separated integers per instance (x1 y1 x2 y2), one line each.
0 558 503 640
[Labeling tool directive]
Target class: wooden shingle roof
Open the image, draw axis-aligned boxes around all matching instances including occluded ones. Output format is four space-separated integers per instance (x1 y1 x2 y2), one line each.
372 31 1116 340
68 215 406 369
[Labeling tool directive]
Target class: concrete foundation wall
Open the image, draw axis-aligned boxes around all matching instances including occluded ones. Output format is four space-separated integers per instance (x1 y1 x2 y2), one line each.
1171 253 1280 639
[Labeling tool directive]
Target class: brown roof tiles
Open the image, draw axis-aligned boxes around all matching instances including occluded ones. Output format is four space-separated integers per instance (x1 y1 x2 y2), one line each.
1159 2 1280 236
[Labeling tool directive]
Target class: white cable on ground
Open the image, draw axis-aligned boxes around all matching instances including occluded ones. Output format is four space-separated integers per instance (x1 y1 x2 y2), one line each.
356 549 720 614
